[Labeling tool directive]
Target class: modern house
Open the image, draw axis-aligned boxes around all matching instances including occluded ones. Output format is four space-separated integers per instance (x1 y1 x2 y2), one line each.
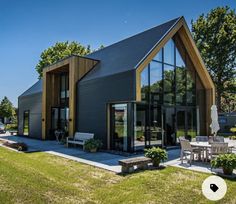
18 16 215 152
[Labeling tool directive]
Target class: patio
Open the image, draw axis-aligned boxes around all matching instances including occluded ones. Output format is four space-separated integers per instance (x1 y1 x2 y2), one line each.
0 134 235 176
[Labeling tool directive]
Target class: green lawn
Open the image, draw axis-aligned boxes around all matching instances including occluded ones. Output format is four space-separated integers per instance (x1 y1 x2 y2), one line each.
0 147 235 204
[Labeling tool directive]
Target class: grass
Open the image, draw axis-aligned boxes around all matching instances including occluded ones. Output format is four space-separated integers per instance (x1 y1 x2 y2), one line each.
0 147 235 204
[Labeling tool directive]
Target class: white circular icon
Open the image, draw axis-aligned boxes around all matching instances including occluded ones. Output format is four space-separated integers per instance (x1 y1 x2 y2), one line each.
202 175 227 201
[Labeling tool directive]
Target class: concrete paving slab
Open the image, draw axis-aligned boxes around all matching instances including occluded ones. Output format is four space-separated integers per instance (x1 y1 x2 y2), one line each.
0 134 235 175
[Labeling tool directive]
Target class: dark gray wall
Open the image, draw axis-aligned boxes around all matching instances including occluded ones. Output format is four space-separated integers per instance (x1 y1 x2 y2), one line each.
18 93 42 139
77 70 136 147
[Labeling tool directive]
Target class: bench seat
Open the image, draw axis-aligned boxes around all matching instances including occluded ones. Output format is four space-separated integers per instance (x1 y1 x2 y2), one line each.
119 156 152 173
67 132 94 149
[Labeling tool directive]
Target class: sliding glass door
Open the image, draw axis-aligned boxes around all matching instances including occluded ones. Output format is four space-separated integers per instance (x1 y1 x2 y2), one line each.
176 107 197 140
109 102 197 152
162 107 176 146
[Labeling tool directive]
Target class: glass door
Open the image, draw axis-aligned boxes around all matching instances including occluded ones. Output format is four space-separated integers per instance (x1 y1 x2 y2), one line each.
23 111 29 136
187 108 197 138
51 107 69 139
51 107 59 132
134 103 147 151
162 107 176 146
149 105 162 147
176 107 197 141
110 104 128 152
60 107 69 133
176 108 186 140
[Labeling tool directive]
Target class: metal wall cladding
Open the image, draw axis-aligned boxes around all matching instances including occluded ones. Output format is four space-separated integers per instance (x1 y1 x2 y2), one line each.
77 70 136 147
18 93 42 139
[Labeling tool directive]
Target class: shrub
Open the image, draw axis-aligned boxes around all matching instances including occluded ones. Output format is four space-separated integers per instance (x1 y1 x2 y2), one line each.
211 153 236 175
137 135 145 141
84 139 103 152
230 136 236 140
144 147 168 167
230 127 236 135
5 124 18 131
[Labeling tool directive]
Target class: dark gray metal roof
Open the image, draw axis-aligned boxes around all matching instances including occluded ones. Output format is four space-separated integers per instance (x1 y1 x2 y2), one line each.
19 80 42 98
19 17 181 97
82 17 181 81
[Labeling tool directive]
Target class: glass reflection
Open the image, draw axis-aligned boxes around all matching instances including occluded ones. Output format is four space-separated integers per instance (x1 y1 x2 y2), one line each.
164 39 174 65
150 61 162 104
153 49 163 62
141 66 149 101
164 64 174 105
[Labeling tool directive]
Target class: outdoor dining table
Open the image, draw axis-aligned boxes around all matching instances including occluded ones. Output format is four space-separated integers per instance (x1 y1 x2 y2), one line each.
190 141 235 162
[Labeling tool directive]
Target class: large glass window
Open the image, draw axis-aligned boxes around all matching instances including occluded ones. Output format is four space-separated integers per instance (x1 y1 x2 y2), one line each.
60 73 69 106
134 104 146 151
153 48 163 62
176 67 186 105
187 108 197 137
23 111 29 136
141 66 149 101
111 104 128 152
176 48 186 105
164 39 175 65
141 37 197 107
163 64 174 105
186 56 196 106
138 36 201 146
150 61 163 104
149 106 162 146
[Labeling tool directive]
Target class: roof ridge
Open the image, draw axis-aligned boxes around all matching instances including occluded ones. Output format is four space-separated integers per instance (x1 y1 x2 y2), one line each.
86 17 182 57
134 16 182 68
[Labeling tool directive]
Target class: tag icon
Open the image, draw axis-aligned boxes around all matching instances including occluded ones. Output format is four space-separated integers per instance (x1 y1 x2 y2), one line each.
210 184 219 192
202 176 227 201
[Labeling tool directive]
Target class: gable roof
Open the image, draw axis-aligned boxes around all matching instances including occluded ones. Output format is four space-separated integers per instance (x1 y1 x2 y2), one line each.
20 17 202 97
19 80 42 98
82 17 181 81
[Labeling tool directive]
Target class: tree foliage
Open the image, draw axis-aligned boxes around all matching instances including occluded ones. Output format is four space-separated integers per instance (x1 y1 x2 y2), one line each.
0 97 15 119
191 6 236 112
36 41 92 78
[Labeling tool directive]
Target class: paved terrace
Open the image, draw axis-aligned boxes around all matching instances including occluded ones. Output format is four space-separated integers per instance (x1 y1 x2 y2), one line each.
0 134 235 175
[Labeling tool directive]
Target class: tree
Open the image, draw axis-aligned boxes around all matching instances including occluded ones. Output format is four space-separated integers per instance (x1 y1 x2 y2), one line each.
36 41 92 78
0 97 15 120
191 6 236 112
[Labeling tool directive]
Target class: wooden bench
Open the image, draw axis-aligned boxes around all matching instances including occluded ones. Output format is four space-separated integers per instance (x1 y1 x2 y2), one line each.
119 156 152 173
66 132 94 149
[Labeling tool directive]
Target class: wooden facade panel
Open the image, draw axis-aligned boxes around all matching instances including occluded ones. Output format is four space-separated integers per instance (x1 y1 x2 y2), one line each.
42 56 98 139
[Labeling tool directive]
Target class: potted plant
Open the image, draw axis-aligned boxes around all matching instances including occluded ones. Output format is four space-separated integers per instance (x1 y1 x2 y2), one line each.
137 135 145 142
84 139 103 153
211 153 236 175
144 147 168 167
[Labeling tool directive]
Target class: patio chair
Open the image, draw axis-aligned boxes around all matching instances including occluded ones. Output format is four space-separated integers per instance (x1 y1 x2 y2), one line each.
178 136 185 142
180 139 202 166
196 136 208 142
210 142 229 171
210 142 228 160
214 136 224 143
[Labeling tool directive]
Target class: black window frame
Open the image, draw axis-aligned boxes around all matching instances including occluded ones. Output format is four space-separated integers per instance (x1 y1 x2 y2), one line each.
23 110 30 136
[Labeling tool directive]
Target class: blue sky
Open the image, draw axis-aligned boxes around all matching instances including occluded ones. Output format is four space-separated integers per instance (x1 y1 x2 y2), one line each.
0 0 235 106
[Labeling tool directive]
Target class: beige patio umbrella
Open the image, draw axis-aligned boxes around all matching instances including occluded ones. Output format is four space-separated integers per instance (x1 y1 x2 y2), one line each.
210 105 220 136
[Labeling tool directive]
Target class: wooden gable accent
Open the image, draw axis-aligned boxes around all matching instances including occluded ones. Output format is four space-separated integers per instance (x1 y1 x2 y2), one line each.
135 17 215 135
42 56 98 139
